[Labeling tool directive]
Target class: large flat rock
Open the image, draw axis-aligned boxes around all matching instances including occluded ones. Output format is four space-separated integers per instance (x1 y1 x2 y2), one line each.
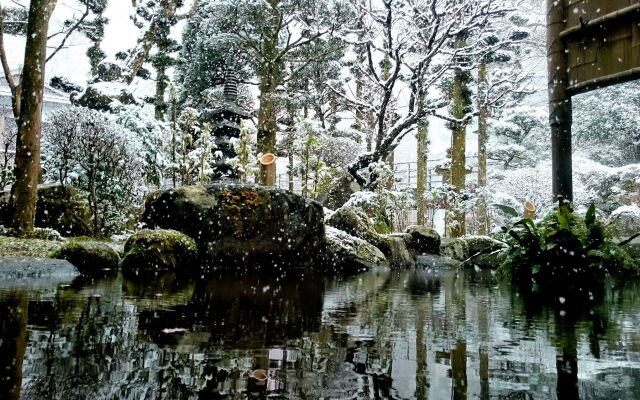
0 257 80 288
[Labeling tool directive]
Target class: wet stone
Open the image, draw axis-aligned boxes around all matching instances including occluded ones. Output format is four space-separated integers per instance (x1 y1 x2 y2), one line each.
0 257 79 287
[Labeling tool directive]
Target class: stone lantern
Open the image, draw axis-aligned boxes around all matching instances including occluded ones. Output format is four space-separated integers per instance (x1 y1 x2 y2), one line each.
202 69 250 181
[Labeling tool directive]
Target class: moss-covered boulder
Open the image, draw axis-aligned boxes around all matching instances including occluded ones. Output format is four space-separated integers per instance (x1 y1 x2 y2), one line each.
381 234 415 268
457 236 506 269
405 225 441 254
141 184 325 267
440 238 470 261
121 229 198 272
316 172 362 210
323 227 388 271
49 240 120 274
0 184 92 237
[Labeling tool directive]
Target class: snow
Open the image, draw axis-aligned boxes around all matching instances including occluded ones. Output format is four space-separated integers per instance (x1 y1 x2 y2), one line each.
611 205 640 219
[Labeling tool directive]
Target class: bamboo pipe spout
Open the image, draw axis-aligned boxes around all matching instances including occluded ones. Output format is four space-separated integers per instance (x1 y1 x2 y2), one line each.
259 153 277 187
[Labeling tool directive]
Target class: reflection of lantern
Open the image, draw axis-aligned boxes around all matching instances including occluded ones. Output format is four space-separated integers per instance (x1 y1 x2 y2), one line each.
202 68 250 181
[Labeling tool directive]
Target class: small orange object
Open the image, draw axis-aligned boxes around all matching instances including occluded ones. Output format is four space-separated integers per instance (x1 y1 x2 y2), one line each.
524 201 536 219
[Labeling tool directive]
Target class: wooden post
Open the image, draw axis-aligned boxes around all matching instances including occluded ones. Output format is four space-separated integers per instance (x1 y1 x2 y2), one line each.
259 153 277 187
547 0 573 202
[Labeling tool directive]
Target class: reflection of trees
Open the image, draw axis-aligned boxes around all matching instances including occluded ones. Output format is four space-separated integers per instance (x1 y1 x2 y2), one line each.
451 341 467 400
504 277 640 400
6 268 640 399
0 290 28 400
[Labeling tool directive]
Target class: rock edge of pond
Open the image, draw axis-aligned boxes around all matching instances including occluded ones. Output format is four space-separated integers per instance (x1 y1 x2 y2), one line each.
0 257 80 287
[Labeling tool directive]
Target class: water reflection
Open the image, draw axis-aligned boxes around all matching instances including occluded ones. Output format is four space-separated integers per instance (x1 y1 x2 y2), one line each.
0 268 640 399
0 290 28 400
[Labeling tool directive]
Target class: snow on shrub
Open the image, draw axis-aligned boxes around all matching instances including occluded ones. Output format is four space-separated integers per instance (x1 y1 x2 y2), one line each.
43 107 145 235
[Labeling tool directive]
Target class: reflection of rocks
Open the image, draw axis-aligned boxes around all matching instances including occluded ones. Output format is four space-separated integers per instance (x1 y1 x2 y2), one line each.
141 184 325 268
416 254 460 269
406 268 443 295
137 272 324 350
122 273 195 310
7 265 640 400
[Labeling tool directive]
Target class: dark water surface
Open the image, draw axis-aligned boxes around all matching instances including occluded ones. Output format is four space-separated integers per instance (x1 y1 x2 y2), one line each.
1 267 640 399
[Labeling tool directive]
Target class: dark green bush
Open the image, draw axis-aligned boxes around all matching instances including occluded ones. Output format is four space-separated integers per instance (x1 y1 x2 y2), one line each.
495 202 640 293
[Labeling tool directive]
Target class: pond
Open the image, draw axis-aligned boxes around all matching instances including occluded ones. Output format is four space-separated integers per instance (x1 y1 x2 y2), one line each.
1 267 640 400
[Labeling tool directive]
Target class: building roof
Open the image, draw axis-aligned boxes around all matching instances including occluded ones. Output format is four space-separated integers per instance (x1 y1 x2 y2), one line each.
0 71 71 105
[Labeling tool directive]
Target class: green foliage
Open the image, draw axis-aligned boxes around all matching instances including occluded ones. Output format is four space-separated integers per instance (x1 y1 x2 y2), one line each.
495 203 640 293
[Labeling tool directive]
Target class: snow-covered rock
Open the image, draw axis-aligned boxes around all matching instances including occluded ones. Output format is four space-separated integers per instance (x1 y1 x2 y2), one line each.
326 205 383 249
323 227 388 271
610 205 640 238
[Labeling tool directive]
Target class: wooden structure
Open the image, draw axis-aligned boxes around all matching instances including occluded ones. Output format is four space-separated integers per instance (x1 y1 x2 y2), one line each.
547 0 640 201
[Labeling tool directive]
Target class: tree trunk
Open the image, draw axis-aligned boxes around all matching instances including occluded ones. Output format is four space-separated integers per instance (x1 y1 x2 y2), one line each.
386 152 394 190
477 61 490 235
257 75 279 184
288 152 294 191
416 120 428 225
171 92 177 187
154 62 168 120
154 28 170 120
449 33 469 238
8 0 57 236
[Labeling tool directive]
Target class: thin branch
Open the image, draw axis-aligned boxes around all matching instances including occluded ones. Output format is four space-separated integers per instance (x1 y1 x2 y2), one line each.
46 2 90 62
0 5 17 91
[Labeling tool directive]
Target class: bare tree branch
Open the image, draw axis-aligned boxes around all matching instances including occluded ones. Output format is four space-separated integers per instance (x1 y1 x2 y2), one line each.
46 1 90 62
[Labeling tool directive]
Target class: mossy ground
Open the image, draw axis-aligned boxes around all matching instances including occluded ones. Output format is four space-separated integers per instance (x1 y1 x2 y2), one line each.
0 236 64 258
